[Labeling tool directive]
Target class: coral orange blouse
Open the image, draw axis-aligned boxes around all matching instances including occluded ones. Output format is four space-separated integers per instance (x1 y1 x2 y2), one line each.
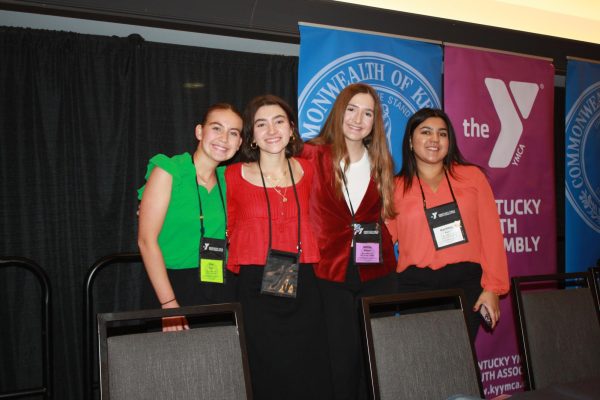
385 164 509 295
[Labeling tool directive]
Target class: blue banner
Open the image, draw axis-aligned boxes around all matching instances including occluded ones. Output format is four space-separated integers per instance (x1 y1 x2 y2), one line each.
298 24 442 171
565 59 600 272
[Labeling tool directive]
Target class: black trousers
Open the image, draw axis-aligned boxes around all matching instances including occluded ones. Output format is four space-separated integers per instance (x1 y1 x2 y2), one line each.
396 262 484 341
169 268 238 305
318 261 396 400
142 267 238 308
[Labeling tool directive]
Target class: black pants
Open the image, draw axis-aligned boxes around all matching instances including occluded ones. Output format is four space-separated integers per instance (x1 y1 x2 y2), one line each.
318 262 396 400
142 267 238 309
169 268 238 305
396 262 484 341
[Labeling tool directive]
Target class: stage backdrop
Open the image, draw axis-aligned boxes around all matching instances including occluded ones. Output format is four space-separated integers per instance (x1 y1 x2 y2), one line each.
565 59 600 273
297 23 442 170
444 45 556 398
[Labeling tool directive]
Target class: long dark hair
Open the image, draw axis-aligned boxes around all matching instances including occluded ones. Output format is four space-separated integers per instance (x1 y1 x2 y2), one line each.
399 108 472 193
240 94 303 162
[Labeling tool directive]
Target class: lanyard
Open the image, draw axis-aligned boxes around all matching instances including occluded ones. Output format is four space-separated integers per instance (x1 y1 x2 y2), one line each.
416 169 468 250
258 158 302 255
193 165 226 238
416 170 457 210
342 172 357 227
342 172 383 224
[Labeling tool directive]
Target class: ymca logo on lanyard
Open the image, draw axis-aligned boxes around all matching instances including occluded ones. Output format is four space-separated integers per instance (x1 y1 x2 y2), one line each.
418 170 468 250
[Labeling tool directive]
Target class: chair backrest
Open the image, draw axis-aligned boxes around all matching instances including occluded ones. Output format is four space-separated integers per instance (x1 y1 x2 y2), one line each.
98 303 252 400
83 252 145 400
512 272 600 390
0 257 52 400
361 289 483 400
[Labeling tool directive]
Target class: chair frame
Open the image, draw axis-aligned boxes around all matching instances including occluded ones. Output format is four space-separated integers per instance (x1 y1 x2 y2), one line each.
590 266 600 312
0 257 53 400
511 271 599 391
82 252 143 400
361 288 483 400
97 302 253 400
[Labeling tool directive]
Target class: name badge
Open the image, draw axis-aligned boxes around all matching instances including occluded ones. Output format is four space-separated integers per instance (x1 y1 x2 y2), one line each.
199 237 226 283
425 202 468 250
352 222 383 264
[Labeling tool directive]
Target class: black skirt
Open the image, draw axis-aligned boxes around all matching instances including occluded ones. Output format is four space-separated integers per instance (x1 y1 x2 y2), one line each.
237 264 333 400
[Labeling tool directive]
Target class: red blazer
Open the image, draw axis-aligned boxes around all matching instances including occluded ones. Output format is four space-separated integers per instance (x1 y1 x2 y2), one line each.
302 143 395 283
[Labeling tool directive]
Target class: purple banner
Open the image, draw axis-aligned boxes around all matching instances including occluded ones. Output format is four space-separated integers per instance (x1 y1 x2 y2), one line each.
444 45 556 398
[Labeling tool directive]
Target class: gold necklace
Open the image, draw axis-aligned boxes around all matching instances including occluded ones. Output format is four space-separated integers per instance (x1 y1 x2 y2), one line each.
264 169 288 186
271 184 288 202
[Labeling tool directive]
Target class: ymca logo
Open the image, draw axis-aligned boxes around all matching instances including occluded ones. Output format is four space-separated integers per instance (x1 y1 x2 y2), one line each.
431 212 438 220
353 223 364 235
484 78 540 168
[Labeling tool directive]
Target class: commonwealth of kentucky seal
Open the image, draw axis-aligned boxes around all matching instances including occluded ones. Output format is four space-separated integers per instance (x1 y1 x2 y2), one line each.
565 81 600 233
298 51 440 157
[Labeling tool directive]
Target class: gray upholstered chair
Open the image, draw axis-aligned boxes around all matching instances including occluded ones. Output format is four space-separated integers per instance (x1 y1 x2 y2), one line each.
361 289 483 400
512 272 600 390
97 303 252 400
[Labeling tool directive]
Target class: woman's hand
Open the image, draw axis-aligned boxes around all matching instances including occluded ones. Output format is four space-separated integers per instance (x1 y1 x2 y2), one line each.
161 299 189 332
473 290 500 329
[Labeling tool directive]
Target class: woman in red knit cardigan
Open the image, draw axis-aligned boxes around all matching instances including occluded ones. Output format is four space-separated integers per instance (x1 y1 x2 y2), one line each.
226 95 333 400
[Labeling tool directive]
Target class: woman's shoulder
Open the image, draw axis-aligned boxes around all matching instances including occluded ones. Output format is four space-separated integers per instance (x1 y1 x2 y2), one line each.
138 153 191 198
392 174 418 199
300 142 331 159
294 156 314 181
295 156 312 170
451 163 488 185
148 152 191 174
224 161 243 177
142 153 192 182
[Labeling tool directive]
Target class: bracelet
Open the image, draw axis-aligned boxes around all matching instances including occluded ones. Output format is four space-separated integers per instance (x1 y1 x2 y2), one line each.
160 298 176 306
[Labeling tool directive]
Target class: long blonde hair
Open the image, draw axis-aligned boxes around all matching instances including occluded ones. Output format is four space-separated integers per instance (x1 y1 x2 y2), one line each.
310 83 396 219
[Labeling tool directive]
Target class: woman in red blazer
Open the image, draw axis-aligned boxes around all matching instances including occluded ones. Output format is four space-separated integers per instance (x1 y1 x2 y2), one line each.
302 83 397 400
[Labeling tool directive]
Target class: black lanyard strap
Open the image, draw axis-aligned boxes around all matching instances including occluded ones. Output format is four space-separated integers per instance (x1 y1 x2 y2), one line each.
258 158 302 255
193 164 226 238
341 172 357 227
416 169 457 210
342 171 384 242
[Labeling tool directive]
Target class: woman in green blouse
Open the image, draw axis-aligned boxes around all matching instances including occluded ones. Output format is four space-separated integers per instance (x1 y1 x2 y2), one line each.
137 103 243 331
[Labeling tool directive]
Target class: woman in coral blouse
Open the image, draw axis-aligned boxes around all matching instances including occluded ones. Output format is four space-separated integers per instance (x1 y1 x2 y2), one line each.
226 95 332 400
386 108 509 340
302 83 397 400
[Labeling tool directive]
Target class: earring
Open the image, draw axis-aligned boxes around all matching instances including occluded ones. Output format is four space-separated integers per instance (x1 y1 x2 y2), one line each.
250 142 257 150
409 140 413 151
290 134 296 142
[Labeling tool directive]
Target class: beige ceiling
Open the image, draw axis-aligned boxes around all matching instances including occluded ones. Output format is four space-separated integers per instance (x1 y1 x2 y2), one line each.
335 0 600 44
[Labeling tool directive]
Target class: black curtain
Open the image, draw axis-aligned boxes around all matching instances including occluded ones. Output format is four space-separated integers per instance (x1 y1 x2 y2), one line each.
0 26 298 400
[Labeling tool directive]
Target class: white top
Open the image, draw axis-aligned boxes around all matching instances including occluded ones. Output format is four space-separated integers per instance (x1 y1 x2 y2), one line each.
340 149 371 214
